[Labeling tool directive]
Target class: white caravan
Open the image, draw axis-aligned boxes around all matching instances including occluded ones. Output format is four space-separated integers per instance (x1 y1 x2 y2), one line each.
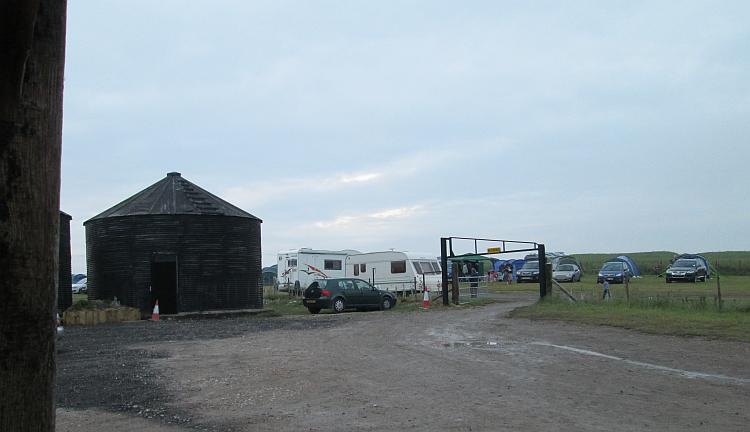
345 251 443 293
277 248 360 291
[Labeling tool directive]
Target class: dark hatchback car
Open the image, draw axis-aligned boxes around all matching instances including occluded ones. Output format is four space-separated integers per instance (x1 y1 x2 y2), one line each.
666 258 707 283
303 278 397 314
596 261 633 284
516 260 540 283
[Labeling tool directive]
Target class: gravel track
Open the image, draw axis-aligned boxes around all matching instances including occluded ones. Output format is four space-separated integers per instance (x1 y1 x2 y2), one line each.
57 293 750 431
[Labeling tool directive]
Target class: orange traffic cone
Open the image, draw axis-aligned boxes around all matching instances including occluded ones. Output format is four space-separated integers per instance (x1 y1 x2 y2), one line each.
422 289 430 310
151 300 160 321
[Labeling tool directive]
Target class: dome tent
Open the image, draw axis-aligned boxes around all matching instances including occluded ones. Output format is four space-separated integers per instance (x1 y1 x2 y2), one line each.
607 255 641 277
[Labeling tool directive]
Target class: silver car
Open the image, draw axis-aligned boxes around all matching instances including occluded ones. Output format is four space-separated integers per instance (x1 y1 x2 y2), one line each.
72 277 87 294
553 264 582 282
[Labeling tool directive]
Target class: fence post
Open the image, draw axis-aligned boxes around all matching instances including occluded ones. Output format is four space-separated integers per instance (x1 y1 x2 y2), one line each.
545 263 553 297
625 277 630 304
538 244 547 297
716 274 722 310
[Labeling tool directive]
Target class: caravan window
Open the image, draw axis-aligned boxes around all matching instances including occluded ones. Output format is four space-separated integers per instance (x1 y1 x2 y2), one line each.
413 262 424 275
287 259 297 267
324 260 342 270
360 264 366 273
414 261 440 274
391 261 406 274
353 264 359 276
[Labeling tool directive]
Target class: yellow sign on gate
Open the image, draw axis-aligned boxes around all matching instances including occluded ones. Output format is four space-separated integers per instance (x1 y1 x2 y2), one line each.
487 247 502 254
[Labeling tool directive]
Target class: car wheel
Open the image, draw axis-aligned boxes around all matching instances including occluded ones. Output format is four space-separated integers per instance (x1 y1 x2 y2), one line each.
308 307 321 314
332 297 345 313
381 296 393 311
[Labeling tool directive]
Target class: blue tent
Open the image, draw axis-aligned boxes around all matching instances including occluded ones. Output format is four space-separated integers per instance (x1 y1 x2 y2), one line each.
494 259 525 281
609 255 641 277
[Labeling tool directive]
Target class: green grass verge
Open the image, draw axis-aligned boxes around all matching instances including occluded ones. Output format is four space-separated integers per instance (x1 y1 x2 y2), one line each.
510 297 750 342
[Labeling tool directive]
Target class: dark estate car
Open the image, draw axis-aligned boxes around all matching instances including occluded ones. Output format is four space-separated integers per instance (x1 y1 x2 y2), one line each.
303 278 397 314
666 259 707 283
516 260 540 283
597 261 633 284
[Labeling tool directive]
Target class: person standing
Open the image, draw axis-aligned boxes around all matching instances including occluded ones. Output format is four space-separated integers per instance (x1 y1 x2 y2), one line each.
503 264 512 285
469 265 479 298
602 281 611 300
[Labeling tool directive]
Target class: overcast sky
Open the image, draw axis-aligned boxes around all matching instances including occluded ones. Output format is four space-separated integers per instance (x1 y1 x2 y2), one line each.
61 1 750 273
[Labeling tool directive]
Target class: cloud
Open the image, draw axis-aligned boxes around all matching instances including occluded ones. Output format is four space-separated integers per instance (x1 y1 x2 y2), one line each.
223 169 382 207
340 172 381 183
371 206 421 219
314 205 423 229
222 147 472 209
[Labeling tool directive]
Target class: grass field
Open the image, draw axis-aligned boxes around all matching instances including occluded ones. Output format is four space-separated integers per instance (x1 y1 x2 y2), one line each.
511 298 750 342
486 275 750 301
508 275 750 342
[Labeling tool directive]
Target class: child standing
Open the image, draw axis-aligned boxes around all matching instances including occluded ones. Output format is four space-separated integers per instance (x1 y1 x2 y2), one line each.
602 281 611 300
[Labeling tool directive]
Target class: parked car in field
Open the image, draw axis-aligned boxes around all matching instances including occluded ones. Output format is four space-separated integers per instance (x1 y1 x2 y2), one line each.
71 277 87 294
516 260 540 283
553 264 582 282
666 259 707 283
303 278 397 314
597 261 633 284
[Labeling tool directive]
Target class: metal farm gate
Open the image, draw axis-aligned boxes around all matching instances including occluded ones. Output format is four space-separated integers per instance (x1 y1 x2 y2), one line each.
439 236 549 305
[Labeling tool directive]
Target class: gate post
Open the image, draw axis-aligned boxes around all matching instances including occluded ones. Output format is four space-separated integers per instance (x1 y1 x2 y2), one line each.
451 263 460 305
441 237 449 305
538 244 547 298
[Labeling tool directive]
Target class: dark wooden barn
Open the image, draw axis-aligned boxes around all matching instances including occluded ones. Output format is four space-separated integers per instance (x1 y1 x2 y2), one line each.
84 172 263 315
58 211 73 312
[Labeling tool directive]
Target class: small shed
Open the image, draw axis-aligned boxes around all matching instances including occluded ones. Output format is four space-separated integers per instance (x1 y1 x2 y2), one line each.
84 172 263 315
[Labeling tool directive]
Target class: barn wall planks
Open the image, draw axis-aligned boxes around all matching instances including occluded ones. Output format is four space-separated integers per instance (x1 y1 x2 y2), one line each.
85 214 262 313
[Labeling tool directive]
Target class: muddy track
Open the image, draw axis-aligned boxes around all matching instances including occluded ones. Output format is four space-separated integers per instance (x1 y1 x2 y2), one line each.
57 293 750 431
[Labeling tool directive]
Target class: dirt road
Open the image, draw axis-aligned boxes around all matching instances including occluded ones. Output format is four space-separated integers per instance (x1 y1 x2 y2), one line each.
57 293 750 431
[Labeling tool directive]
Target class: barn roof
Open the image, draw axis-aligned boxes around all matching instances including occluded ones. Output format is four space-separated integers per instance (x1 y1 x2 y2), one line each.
85 172 261 223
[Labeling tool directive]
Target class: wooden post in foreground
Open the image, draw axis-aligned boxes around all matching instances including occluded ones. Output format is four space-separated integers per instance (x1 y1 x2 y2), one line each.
0 1 68 431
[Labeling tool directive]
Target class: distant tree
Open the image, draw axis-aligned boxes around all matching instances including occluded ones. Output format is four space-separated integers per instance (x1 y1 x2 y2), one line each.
0 1 67 430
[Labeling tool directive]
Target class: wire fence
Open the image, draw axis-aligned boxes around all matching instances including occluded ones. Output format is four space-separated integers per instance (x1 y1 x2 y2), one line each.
549 275 750 310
